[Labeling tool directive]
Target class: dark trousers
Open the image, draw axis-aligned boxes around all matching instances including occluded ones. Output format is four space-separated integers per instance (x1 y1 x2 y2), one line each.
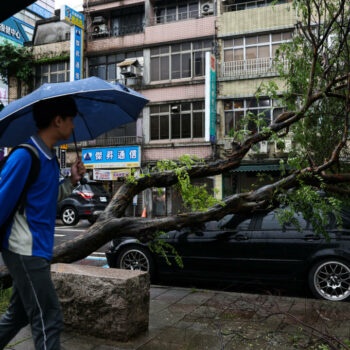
0 249 63 350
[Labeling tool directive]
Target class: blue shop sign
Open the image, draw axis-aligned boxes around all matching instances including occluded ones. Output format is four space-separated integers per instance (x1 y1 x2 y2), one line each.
27 3 53 19
82 146 141 169
0 18 28 45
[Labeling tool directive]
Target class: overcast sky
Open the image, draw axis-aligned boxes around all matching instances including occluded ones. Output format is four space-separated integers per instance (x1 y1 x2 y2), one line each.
55 0 83 11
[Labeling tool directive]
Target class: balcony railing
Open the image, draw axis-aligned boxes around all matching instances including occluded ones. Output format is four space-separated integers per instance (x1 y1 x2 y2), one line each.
68 136 143 150
222 57 288 77
223 0 288 13
149 9 210 26
88 24 144 40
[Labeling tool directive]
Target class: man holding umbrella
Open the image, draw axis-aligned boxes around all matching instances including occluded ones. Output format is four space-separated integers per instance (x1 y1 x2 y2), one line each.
0 96 85 350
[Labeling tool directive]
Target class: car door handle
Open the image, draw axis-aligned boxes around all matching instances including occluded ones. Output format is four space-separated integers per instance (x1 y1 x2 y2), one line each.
304 234 320 241
234 234 249 241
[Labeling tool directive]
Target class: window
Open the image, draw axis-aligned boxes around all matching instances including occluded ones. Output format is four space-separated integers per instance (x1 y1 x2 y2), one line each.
224 98 283 135
223 31 292 76
88 51 143 81
155 1 200 24
35 62 69 88
111 6 144 36
150 40 212 81
150 102 205 140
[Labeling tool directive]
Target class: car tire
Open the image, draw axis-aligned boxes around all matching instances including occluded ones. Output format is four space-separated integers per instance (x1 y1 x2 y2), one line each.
61 206 79 226
308 259 350 301
116 245 155 279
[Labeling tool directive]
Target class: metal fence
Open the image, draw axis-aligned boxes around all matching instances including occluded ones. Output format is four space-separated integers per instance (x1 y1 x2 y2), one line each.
222 57 288 77
223 0 288 13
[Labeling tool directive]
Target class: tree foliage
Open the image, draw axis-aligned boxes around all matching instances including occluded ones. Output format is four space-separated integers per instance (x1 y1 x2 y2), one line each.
0 42 34 86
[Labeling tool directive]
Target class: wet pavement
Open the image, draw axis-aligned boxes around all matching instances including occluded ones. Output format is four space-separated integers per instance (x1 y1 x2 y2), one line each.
6 285 350 350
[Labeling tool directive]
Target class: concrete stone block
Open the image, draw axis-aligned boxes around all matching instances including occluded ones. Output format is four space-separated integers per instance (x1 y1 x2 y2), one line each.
51 263 150 341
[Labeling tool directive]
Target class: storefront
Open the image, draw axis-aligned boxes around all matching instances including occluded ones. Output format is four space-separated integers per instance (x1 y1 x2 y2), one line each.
82 145 142 214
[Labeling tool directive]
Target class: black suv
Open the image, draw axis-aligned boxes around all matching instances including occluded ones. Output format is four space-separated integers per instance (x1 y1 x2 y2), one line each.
57 181 110 226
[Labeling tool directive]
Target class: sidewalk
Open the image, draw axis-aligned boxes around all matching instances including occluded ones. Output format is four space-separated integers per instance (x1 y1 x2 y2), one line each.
6 285 350 349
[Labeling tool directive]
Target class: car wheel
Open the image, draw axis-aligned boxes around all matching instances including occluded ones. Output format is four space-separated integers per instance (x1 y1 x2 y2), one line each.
116 245 155 279
61 206 79 226
308 259 350 301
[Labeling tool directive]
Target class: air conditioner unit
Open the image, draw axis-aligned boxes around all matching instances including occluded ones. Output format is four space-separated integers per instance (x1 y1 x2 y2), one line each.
201 2 214 15
275 139 292 153
120 65 140 77
92 24 109 37
250 141 268 154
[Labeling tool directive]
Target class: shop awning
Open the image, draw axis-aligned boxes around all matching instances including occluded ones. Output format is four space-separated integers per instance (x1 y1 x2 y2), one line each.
117 59 139 67
233 164 282 172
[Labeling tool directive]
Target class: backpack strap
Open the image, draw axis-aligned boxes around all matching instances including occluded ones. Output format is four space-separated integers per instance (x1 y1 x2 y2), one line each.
0 143 40 235
16 144 40 214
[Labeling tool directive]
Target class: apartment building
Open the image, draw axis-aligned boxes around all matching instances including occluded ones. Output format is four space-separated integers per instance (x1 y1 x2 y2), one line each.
215 0 296 197
84 0 217 216
0 0 55 106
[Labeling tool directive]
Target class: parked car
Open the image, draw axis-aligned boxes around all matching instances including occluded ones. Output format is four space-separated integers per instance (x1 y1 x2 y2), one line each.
106 209 350 302
57 181 110 225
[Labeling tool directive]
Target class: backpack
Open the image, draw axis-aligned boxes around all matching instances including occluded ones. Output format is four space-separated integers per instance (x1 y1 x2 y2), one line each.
0 143 40 238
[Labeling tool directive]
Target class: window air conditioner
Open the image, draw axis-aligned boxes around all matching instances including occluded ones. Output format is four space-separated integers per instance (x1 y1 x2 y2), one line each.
92 24 109 37
250 141 268 154
275 139 292 153
120 65 139 77
201 2 214 15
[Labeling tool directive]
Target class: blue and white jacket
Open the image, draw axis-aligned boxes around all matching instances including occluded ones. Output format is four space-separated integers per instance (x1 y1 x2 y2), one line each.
0 135 74 260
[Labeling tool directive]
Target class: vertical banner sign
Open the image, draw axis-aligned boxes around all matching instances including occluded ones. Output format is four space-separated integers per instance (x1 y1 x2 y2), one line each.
205 52 216 143
60 5 84 81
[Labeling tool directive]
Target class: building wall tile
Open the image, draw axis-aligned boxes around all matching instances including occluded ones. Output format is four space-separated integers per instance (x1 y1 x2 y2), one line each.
219 3 296 36
143 145 212 161
87 16 216 53
140 84 206 103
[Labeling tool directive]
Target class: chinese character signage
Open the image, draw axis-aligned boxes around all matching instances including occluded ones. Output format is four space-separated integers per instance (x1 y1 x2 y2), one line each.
93 169 131 181
60 5 84 81
82 146 141 169
61 5 84 29
205 52 216 143
0 18 27 45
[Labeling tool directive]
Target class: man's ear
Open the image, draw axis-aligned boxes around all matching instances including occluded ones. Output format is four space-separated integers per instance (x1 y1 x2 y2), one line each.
53 115 62 128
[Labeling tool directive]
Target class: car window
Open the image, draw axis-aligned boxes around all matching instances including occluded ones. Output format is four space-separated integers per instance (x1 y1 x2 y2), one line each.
87 184 109 195
261 211 307 230
204 220 220 231
221 215 254 230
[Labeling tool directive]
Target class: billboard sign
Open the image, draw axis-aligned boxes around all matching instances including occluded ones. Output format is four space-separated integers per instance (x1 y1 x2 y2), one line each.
93 169 131 181
60 5 84 81
82 146 141 169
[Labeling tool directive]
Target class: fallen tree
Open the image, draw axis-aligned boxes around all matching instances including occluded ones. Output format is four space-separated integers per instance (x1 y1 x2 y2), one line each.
1 0 349 287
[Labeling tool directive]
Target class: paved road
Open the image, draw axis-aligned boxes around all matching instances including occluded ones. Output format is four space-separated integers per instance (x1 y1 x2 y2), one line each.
55 219 109 268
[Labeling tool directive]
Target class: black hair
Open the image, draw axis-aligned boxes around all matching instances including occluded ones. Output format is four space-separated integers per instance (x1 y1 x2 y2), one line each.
33 96 77 130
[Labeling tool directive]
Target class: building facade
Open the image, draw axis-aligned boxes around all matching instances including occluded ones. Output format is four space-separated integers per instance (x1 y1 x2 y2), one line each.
0 0 55 106
29 0 299 217
216 0 297 197
84 0 217 216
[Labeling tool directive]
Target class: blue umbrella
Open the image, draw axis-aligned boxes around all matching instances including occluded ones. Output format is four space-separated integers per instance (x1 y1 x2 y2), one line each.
0 77 149 147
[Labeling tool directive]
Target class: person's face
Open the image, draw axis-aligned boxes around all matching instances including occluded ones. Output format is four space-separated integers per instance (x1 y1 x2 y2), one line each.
56 115 75 140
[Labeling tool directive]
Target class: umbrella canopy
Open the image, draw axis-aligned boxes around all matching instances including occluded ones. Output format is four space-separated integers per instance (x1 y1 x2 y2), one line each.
0 77 149 147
